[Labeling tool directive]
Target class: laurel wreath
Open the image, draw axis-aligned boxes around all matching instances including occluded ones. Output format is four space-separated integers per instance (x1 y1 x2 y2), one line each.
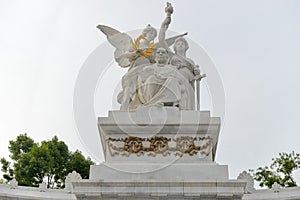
132 34 155 58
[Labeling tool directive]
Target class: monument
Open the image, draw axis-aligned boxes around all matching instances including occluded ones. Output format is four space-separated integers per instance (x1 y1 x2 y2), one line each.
71 2 246 199
1 2 300 200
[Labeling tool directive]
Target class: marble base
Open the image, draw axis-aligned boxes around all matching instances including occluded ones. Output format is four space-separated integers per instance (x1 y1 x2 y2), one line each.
98 107 221 162
72 179 246 200
75 108 244 199
90 162 229 181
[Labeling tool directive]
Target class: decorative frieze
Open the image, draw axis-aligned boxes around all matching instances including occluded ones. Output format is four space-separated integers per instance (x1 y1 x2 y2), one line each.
106 136 212 157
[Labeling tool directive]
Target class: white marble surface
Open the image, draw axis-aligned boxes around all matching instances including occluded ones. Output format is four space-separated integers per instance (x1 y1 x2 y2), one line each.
98 107 221 162
243 186 300 200
2 181 300 200
0 184 76 200
72 179 246 200
90 162 229 181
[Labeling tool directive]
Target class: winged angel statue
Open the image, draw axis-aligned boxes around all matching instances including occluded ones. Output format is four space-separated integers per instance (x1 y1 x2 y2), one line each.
97 2 205 111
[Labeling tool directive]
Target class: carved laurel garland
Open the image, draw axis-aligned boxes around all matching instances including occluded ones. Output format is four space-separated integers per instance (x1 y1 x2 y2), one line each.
132 34 155 58
107 136 211 157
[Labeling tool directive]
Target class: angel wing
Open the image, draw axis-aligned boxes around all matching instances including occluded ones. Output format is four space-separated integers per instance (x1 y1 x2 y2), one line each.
97 25 133 67
155 32 188 49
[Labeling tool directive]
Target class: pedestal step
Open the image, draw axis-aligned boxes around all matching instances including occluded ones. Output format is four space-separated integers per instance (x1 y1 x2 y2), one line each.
90 163 228 181
72 180 246 200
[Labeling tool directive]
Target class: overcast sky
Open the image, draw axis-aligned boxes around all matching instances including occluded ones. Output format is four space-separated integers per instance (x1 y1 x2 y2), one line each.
0 0 300 185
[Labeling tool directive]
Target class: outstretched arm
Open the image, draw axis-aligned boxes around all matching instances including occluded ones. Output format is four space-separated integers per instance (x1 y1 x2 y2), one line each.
158 3 173 52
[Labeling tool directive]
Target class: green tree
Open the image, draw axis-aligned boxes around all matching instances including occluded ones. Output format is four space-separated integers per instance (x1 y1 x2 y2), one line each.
1 133 34 183
9 133 34 160
67 150 94 179
14 147 41 186
44 136 70 188
1 134 94 188
250 151 300 188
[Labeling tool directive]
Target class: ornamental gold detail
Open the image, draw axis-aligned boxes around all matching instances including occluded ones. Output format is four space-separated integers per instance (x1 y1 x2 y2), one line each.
132 34 155 58
106 136 211 157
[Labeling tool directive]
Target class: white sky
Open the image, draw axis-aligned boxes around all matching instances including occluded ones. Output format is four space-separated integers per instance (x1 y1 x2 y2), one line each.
0 0 300 185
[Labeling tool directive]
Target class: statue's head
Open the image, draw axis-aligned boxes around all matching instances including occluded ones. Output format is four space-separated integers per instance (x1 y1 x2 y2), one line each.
173 37 189 53
142 24 157 41
155 48 168 64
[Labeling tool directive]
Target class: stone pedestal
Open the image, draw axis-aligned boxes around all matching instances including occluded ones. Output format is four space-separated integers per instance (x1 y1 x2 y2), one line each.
72 107 246 199
72 180 246 200
98 107 220 162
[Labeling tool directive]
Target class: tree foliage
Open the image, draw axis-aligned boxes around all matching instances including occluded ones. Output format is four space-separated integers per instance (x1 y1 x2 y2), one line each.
250 151 300 188
9 133 34 160
0 158 14 182
1 133 94 188
67 150 94 179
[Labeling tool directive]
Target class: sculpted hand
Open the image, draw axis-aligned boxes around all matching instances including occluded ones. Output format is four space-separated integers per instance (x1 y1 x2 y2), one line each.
193 65 201 75
126 51 141 61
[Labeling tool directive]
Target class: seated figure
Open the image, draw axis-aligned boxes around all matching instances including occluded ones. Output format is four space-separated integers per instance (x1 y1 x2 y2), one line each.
125 48 192 110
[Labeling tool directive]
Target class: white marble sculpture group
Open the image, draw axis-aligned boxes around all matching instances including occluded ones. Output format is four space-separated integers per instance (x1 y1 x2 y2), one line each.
97 2 205 111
